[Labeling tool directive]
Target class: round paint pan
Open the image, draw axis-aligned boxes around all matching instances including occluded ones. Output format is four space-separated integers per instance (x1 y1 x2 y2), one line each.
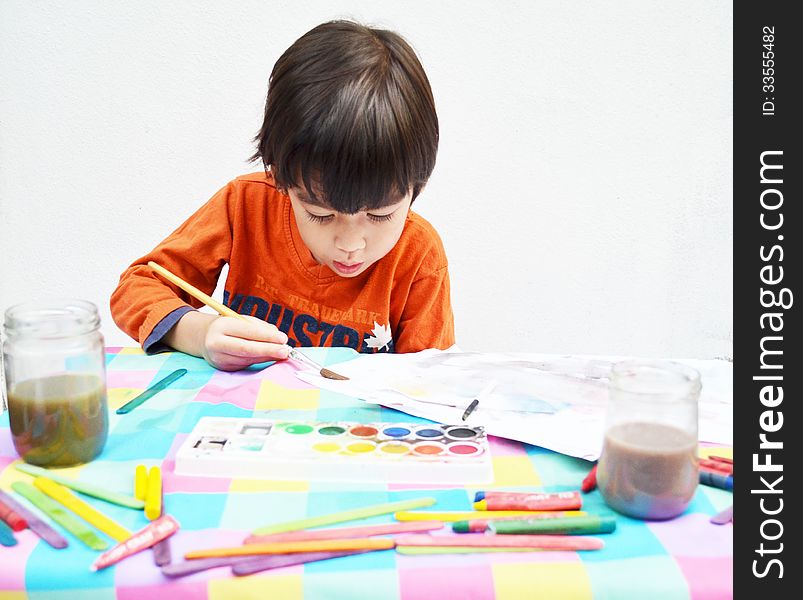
312 442 342 453
444 426 480 442
412 441 446 457
377 441 412 456
345 441 378 454
446 441 483 457
413 426 444 440
316 425 346 437
282 423 315 435
379 426 412 440
348 425 379 439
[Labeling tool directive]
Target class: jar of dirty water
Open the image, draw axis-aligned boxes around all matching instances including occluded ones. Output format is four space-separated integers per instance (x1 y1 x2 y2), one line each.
597 360 700 520
3 300 109 467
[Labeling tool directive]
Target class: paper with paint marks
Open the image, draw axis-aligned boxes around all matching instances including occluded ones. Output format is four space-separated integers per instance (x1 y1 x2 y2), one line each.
296 349 733 460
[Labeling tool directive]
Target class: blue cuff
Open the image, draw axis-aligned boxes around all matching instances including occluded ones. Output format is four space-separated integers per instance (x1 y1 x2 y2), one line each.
143 306 196 354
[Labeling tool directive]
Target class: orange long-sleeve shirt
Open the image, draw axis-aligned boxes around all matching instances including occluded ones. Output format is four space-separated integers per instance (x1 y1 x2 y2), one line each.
110 172 455 354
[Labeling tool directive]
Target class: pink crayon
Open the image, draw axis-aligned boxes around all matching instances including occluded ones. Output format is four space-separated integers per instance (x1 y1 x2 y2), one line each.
244 520 442 545
90 515 180 571
474 491 582 511
395 533 603 551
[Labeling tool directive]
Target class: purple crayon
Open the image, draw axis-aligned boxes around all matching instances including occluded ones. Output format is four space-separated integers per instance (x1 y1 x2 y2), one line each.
0 490 68 549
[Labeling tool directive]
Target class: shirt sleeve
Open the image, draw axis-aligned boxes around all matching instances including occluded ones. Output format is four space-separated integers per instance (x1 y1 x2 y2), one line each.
109 183 237 350
393 265 455 353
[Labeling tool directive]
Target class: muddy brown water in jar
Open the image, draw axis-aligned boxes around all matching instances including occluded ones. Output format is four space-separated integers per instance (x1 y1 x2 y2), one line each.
8 373 108 467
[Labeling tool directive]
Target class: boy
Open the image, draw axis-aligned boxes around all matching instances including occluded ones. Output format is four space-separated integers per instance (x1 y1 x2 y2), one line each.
111 20 454 371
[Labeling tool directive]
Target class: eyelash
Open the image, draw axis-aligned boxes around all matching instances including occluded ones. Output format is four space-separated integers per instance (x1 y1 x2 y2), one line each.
305 212 395 224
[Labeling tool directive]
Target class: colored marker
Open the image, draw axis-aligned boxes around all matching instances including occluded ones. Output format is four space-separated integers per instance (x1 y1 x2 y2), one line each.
453 511 585 533
145 466 162 521
0 490 68 549
91 514 180 571
395 510 556 522
0 519 17 547
489 514 616 535
116 368 187 414
252 496 436 536
581 464 598 493
245 520 443 544
135 465 149 501
33 477 132 542
394 533 604 551
14 463 145 510
11 481 108 550
699 470 733 491
0 495 29 531
185 537 395 559
473 491 582 511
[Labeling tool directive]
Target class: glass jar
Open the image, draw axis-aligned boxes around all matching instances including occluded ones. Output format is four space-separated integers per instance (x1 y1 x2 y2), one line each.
597 359 700 520
3 300 109 467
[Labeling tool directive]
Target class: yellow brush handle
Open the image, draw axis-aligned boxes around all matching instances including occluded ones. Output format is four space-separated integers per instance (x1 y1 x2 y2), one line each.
33 477 132 542
147 261 245 320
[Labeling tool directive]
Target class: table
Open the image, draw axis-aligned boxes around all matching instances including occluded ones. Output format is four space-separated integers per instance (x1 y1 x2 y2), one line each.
0 347 733 599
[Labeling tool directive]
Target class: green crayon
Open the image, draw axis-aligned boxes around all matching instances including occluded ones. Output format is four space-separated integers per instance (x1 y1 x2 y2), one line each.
488 515 616 535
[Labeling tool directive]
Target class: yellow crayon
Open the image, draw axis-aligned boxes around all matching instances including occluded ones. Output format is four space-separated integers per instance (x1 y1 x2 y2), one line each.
33 477 132 542
144 466 162 521
135 465 149 501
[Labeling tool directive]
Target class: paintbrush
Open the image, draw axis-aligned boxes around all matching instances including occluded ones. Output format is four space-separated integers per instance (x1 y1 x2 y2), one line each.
147 261 348 380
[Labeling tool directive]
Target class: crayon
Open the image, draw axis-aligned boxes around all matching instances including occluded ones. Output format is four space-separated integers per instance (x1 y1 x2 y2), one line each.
0 519 17 547
151 481 171 566
161 556 260 577
397 546 559 555
710 504 733 525
0 490 68 549
232 550 376 576
91 514 180 571
245 520 443 544
699 470 733 491
185 537 395 559
15 463 145 510
135 465 149 501
581 464 598 493
452 511 585 533
473 491 582 511
394 533 604 551
11 481 108 550
116 369 187 414
145 466 163 521
252 497 436 535
699 459 733 474
33 477 132 542
395 510 554 522
0 495 29 531
709 455 733 465
488 514 617 535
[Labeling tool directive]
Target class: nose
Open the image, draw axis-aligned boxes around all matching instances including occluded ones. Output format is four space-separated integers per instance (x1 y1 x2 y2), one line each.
335 223 366 254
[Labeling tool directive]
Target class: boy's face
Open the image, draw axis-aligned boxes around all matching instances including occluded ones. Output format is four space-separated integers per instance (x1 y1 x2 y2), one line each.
287 187 413 278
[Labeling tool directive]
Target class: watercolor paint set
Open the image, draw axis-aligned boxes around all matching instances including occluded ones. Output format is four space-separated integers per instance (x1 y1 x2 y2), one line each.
175 417 493 483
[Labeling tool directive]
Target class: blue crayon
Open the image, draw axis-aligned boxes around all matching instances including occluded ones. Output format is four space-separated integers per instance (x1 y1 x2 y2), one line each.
700 470 733 491
0 519 17 547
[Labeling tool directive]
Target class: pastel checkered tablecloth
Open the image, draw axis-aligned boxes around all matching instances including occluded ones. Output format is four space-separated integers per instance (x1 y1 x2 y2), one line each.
0 347 733 599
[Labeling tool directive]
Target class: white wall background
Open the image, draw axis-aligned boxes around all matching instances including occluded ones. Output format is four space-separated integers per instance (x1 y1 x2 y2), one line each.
0 1 732 359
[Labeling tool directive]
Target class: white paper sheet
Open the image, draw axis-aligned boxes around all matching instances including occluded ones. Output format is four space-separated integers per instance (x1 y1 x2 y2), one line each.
295 349 733 460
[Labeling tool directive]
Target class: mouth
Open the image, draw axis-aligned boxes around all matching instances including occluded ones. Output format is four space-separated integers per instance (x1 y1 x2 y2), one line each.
332 260 364 275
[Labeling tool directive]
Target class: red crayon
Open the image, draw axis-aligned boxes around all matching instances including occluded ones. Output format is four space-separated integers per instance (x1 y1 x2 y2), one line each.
581 465 597 493
474 491 581 511
0 497 29 532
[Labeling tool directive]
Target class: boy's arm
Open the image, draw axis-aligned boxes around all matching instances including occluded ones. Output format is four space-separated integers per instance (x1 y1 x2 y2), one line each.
393 265 455 352
110 184 237 352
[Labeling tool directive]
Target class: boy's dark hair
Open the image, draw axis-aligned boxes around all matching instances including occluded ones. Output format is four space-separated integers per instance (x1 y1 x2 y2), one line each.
251 20 438 213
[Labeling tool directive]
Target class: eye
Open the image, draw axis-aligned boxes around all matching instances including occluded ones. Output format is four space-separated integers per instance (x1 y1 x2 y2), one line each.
367 211 395 223
305 211 334 224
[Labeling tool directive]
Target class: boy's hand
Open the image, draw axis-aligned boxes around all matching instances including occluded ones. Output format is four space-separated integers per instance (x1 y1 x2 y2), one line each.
202 315 291 371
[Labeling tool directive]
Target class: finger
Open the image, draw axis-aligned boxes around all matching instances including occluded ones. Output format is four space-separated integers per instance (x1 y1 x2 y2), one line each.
216 316 288 344
216 336 291 360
